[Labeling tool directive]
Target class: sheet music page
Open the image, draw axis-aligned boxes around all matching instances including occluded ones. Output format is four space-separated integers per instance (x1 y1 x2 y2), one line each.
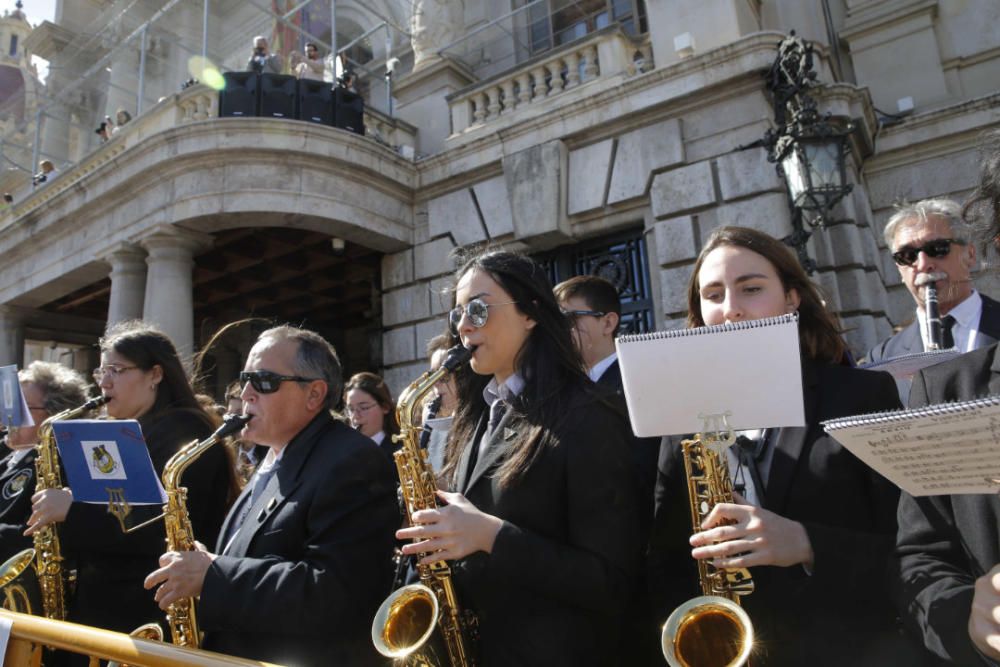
615 314 805 437
824 398 1000 496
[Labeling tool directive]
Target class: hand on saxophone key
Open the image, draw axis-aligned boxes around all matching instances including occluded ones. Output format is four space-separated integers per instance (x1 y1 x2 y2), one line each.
144 541 216 611
24 487 73 535
689 493 814 570
396 490 504 564
968 564 1000 660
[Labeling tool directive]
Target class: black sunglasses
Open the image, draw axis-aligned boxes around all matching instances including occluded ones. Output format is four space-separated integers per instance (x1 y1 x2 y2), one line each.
892 238 964 267
239 370 321 394
561 308 606 319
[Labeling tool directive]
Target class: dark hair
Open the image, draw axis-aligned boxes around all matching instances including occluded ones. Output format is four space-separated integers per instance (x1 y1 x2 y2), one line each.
344 372 400 437
426 332 455 358
443 250 592 487
100 320 213 424
553 274 622 317
686 226 847 364
2 193 11 203
225 379 242 401
305 42 318 50
963 130 1000 261
257 325 343 410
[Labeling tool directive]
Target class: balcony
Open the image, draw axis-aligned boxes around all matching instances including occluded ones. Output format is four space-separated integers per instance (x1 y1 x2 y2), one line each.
447 25 653 137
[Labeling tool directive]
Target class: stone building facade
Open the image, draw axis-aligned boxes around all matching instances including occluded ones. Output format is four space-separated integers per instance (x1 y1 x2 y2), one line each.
0 0 998 396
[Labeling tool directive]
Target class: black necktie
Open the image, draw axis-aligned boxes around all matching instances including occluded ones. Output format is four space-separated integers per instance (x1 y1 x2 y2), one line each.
733 433 767 506
941 315 955 349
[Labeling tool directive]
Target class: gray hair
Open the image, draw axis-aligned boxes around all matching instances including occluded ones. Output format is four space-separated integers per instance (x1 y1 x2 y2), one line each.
256 325 342 409
253 35 267 45
884 198 973 249
18 361 90 416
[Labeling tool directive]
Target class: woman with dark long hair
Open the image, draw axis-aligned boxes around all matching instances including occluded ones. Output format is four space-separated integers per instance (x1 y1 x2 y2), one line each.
396 250 641 666
27 320 236 639
344 371 400 456
649 226 920 665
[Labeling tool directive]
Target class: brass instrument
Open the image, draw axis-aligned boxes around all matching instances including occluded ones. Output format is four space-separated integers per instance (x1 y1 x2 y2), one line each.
372 344 477 666
156 413 251 648
662 426 754 667
0 396 109 620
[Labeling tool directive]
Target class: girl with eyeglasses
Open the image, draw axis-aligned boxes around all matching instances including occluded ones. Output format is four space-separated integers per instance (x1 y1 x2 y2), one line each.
26 320 237 647
344 372 400 459
648 226 925 666
396 250 641 666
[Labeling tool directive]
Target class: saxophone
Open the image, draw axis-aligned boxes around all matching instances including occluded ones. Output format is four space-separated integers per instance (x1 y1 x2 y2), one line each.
661 433 755 667
158 412 251 647
32 395 109 619
372 344 477 667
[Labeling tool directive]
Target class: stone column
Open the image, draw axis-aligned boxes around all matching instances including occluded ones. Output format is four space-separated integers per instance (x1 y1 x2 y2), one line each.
139 226 212 363
104 244 148 327
0 306 26 367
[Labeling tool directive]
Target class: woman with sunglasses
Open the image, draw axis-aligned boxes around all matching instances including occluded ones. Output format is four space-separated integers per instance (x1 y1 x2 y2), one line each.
396 250 641 666
344 372 400 458
27 320 237 644
648 226 922 666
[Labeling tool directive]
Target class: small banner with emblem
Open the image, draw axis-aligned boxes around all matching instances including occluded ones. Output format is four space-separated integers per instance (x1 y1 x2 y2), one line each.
52 419 166 505
0 364 33 429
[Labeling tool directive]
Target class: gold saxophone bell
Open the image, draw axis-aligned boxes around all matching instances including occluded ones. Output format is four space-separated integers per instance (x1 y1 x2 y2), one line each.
662 595 753 667
372 583 446 664
108 622 166 667
0 548 40 614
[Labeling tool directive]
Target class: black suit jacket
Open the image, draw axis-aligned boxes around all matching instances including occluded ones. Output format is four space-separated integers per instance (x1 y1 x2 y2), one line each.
896 342 1000 665
200 411 398 667
449 384 641 667
0 448 36 562
866 293 1000 404
650 361 915 666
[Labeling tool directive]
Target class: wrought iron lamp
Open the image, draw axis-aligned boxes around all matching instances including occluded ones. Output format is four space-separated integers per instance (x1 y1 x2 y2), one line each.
760 33 855 274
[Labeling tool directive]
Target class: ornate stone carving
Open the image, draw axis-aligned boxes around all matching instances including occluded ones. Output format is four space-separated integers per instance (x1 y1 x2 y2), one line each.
410 0 465 70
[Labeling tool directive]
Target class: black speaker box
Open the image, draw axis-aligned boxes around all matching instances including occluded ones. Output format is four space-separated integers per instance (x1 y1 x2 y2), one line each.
297 79 334 125
334 87 365 135
219 72 259 117
260 74 298 119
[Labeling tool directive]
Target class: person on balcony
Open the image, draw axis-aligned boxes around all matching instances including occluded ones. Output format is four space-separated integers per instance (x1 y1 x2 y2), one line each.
295 42 325 81
246 35 282 75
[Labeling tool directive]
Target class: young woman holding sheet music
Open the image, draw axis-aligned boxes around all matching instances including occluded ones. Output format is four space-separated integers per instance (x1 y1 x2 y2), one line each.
396 250 641 666
648 226 924 666
25 321 236 645
895 133 1000 664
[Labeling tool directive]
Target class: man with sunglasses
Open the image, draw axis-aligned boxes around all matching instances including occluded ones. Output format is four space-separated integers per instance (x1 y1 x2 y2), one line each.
144 325 397 667
866 198 1000 404
554 274 661 665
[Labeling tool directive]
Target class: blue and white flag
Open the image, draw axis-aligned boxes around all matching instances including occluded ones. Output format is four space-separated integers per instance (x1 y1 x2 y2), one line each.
0 364 33 429
52 420 166 505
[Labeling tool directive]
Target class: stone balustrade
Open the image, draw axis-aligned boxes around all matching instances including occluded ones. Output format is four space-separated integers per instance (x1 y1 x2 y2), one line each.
365 106 418 158
448 26 653 135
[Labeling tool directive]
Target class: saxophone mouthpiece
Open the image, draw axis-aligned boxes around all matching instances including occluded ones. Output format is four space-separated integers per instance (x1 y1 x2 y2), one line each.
88 395 111 409
442 344 475 371
217 412 252 438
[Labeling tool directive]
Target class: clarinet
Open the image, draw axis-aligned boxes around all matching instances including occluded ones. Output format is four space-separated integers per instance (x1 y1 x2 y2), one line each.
915 272 947 350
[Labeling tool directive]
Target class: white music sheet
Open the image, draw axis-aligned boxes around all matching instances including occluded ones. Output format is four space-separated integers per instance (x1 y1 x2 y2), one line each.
824 396 1000 496
615 314 805 437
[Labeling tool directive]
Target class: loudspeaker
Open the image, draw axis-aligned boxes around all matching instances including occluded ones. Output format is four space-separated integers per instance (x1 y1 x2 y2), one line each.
334 87 365 135
260 74 298 119
219 72 259 117
297 79 334 125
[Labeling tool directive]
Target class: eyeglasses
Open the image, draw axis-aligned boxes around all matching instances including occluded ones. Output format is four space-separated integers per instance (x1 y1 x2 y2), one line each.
239 370 322 394
561 308 606 319
92 365 139 381
892 238 965 267
448 298 518 333
346 402 377 415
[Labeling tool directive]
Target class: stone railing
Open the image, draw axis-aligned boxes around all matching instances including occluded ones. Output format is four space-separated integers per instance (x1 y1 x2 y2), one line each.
365 106 418 158
448 26 653 134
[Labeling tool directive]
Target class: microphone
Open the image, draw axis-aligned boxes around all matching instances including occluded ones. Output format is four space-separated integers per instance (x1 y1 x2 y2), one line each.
915 272 948 350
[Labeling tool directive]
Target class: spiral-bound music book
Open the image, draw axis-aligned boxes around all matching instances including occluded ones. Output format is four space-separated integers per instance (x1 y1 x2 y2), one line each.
824 396 1000 496
615 313 805 437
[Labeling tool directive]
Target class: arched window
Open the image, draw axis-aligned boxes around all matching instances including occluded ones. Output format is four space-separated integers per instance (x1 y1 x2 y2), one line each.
9 34 17 58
